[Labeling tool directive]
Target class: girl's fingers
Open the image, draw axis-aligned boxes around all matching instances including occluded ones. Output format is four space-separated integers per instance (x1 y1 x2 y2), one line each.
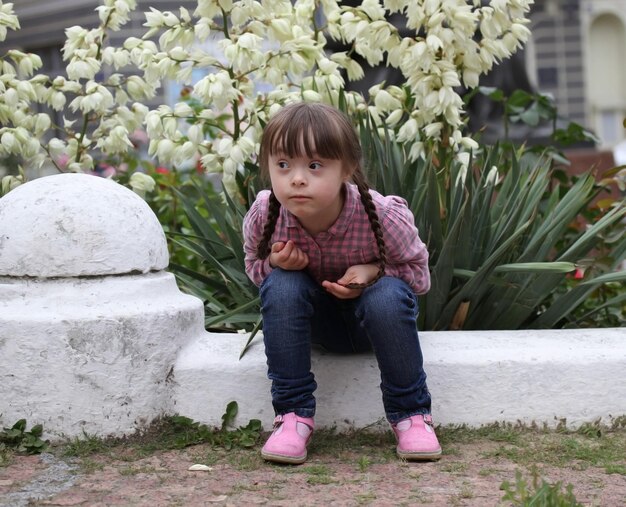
280 240 294 257
291 248 307 269
322 281 361 299
271 241 309 270
271 241 286 253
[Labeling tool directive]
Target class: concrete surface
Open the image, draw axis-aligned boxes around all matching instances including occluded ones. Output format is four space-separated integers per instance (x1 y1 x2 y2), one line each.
0 173 168 277
173 328 626 430
0 272 204 439
0 173 198 440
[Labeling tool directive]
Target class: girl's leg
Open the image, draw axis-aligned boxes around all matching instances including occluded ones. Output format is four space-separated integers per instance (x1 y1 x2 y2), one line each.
351 276 432 423
260 269 349 464
352 277 440 460
259 268 321 418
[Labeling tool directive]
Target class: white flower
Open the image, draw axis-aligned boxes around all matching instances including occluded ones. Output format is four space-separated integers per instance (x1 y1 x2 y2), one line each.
34 114 51 135
215 137 233 158
97 124 134 153
360 0 386 20
511 22 531 41
145 111 164 137
383 0 409 13
186 124 204 145
408 141 425 162
302 89 321 102
66 57 101 81
222 32 264 73
460 136 479 151
156 138 175 162
48 138 66 157
455 161 468 188
268 18 292 41
423 122 443 140
173 102 193 117
199 152 221 173
130 172 156 196
397 118 419 143
173 141 197 165
386 109 404 126
193 71 238 110
1 175 23 195
373 89 401 112
484 165 499 187
23 137 41 158
1 131 17 152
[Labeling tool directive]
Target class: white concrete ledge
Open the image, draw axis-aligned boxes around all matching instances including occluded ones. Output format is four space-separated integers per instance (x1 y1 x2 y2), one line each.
0 272 203 439
173 328 626 430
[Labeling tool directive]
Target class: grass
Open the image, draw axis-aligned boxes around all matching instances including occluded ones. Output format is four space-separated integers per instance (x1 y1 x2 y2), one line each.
5 414 620 506
49 417 626 476
480 427 626 471
356 455 371 472
605 464 626 475
118 464 161 476
0 444 11 467
441 461 469 474
303 464 335 484
354 491 377 504
4 416 626 507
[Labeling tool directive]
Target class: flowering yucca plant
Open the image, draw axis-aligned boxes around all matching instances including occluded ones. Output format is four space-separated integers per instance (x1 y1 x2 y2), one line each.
0 0 533 194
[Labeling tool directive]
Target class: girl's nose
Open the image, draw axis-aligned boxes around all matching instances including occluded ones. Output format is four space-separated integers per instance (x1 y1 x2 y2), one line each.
291 169 307 186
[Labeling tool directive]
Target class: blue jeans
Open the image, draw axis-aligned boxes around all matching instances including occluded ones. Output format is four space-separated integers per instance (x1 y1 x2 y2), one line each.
259 268 432 423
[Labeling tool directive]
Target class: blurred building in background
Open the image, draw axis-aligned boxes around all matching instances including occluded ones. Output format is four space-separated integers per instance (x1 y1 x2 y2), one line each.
527 0 625 179
529 0 626 152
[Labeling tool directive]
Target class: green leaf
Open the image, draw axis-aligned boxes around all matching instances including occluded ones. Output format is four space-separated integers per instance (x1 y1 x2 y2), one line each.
478 86 504 101
493 262 576 273
580 270 626 285
239 317 263 359
221 401 239 430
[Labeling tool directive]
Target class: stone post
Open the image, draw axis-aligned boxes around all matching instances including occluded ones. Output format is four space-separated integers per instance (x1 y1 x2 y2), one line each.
0 173 206 440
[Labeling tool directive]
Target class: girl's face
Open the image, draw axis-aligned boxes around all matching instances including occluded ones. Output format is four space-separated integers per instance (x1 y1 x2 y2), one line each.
268 150 350 235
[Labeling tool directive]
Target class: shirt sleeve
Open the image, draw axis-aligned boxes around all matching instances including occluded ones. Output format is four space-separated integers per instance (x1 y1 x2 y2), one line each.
380 196 431 295
243 191 274 287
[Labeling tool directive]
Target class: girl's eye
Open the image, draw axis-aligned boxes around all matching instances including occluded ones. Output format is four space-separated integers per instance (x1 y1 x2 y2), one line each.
278 161 289 169
309 162 322 170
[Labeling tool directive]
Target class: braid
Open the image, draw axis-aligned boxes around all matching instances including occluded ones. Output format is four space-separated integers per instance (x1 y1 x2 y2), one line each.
256 191 281 259
344 168 387 290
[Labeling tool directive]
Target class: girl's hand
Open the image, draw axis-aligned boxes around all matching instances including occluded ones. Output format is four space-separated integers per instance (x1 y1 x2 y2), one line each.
269 240 309 271
322 264 380 299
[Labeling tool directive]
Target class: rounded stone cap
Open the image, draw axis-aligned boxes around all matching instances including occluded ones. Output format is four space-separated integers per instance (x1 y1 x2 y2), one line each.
0 173 169 277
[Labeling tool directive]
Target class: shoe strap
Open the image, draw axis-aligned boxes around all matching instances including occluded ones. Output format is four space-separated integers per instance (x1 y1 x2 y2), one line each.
423 414 434 426
273 414 314 430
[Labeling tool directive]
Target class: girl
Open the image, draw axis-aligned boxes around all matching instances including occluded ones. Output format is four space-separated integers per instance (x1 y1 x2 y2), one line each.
243 102 441 464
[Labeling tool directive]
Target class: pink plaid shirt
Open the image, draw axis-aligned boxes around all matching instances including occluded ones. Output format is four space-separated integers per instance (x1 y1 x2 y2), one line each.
243 183 431 294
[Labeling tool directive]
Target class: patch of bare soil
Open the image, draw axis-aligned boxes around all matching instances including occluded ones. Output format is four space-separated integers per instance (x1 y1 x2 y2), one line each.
1 429 625 506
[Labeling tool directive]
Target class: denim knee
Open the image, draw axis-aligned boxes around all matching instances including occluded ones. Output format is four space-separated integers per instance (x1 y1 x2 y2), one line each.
357 276 418 322
260 269 316 306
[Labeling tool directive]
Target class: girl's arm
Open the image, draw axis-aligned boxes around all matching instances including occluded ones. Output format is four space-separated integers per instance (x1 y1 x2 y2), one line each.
243 192 274 287
381 197 431 295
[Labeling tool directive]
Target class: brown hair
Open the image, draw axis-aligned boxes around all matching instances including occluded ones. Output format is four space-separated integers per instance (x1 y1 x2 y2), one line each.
256 102 387 289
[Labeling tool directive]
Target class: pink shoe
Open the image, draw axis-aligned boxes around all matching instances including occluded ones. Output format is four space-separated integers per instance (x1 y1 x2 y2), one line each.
391 414 442 461
261 413 314 464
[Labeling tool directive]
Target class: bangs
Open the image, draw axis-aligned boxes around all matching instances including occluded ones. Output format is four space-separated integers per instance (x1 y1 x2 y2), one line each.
266 107 347 161
259 102 362 178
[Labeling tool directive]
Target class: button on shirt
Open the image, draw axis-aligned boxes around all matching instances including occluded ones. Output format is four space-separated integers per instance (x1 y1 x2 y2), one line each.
243 183 431 295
